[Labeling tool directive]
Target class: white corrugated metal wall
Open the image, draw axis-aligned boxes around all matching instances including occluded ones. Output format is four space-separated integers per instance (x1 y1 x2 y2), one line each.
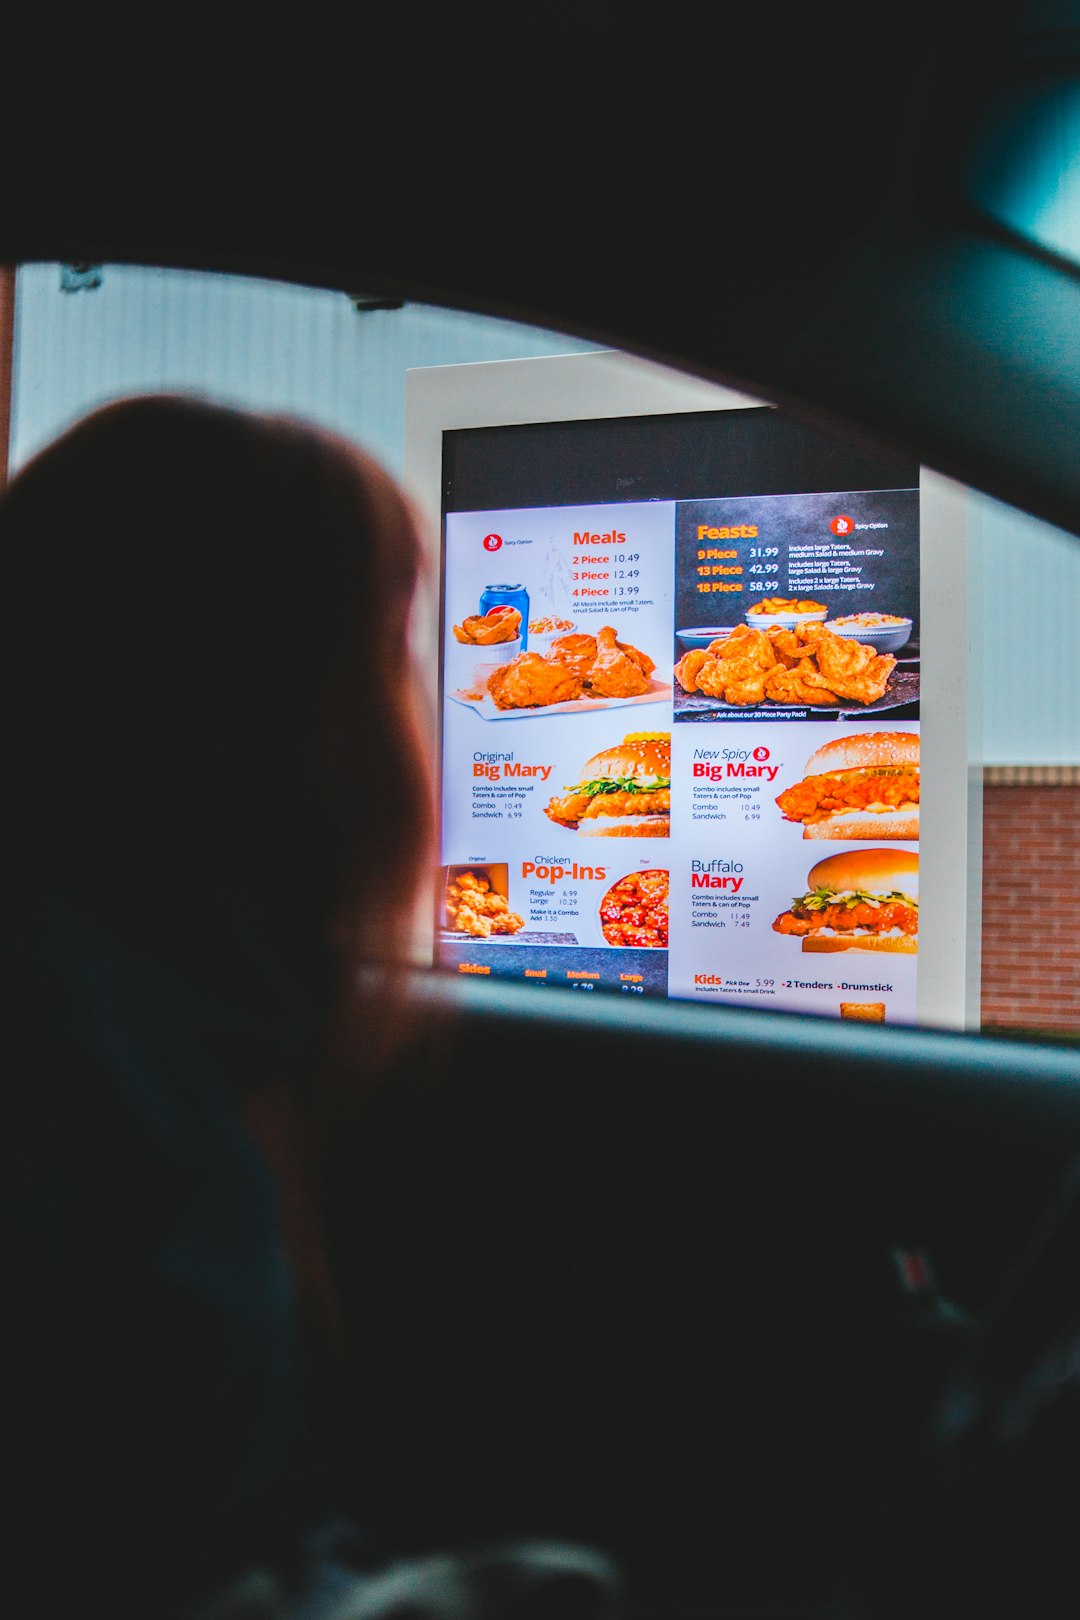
10 263 599 479
9 261 1080 764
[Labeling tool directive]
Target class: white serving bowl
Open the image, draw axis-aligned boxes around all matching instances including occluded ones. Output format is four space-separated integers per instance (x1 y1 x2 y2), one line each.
824 616 913 653
744 606 829 632
528 623 578 658
445 634 522 695
675 626 736 651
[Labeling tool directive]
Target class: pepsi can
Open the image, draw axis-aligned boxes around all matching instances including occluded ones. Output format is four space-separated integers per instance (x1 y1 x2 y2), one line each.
479 583 530 650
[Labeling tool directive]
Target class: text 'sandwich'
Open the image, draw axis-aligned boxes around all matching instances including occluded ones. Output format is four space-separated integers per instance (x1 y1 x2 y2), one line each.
772 847 918 954
775 730 919 840
544 732 670 837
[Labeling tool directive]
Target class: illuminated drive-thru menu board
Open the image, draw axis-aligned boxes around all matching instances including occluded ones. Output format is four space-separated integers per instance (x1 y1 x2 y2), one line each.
407 352 976 1030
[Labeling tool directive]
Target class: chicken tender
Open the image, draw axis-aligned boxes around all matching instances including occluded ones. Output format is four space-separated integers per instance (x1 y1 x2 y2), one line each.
586 625 651 698
765 627 806 667
765 664 839 704
487 652 584 710
674 647 710 692
810 630 895 702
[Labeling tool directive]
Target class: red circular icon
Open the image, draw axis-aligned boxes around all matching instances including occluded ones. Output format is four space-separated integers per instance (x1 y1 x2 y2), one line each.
482 533 503 551
752 746 770 761
830 515 854 537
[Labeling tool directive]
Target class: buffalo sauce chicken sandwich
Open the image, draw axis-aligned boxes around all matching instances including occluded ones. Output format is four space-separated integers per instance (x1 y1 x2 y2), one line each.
544 732 670 837
775 730 919 840
772 847 918 954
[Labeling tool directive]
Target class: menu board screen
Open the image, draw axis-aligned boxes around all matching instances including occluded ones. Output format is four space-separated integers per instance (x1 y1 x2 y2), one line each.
436 405 920 1023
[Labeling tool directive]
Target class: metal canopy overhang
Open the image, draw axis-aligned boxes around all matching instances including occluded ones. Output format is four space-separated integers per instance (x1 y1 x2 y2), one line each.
1 2 1072 536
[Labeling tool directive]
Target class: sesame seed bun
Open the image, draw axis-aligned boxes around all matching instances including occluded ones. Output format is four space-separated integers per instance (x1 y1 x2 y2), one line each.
807 846 919 896
803 730 919 776
579 734 670 782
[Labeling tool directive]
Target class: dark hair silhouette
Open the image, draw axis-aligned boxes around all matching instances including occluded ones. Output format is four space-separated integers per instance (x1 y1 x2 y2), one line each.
1 392 433 961
0 394 438 1615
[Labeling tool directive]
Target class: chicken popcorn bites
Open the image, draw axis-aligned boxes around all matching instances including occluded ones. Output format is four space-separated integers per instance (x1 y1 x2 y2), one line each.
445 872 525 937
674 623 895 708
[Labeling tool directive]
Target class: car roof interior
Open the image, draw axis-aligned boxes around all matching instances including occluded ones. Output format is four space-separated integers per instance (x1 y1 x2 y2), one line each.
5 5 1080 1617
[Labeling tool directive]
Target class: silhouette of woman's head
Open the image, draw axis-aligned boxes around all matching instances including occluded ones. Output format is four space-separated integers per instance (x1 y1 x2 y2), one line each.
0 392 434 1034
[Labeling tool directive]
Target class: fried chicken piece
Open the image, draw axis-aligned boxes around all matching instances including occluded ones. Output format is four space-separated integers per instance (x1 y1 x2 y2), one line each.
764 663 840 704
585 625 651 698
548 633 598 680
717 626 776 670
795 622 830 654
487 652 583 709
446 872 525 936
711 625 751 656
812 628 876 679
810 630 896 703
693 657 732 698
695 653 762 699
674 647 710 692
453 608 522 645
615 636 656 678
452 903 494 937
723 669 770 705
765 627 806 667
798 666 868 704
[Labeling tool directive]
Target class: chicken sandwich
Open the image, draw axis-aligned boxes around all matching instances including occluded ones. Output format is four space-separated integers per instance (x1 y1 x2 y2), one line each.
772 847 918 954
775 730 919 840
545 732 670 836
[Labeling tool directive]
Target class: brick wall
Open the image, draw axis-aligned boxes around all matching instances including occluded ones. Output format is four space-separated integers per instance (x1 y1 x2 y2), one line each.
981 770 1080 1033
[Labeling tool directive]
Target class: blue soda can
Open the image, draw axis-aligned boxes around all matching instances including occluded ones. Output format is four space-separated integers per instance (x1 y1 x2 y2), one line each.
479 583 530 650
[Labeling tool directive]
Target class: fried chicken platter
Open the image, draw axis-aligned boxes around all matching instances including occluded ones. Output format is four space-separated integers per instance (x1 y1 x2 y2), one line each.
451 624 668 715
673 622 902 710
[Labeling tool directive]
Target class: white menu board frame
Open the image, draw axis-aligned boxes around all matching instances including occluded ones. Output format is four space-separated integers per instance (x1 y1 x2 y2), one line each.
403 349 980 1031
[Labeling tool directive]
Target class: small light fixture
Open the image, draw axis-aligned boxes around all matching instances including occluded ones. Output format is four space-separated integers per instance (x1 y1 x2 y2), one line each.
347 292 404 313
60 264 103 293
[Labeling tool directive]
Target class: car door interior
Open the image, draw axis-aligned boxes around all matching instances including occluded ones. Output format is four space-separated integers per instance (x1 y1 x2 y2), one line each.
325 975 1080 1616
